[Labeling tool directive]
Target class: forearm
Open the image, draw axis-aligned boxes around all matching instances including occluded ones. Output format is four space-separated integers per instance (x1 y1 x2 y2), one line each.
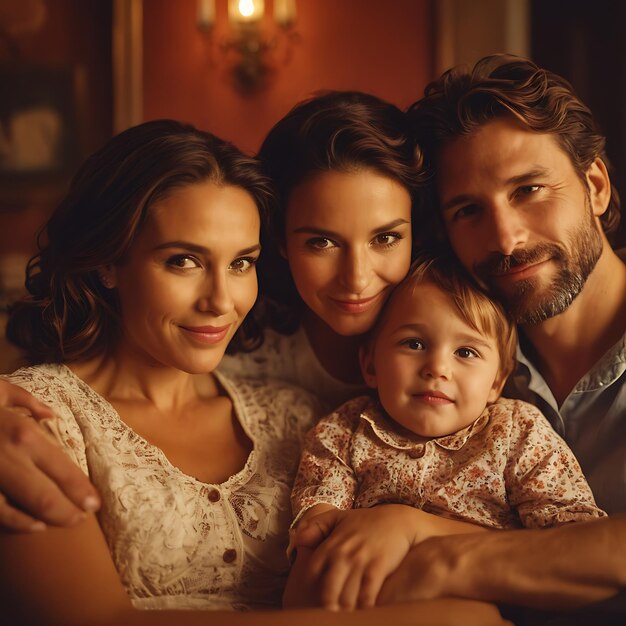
385 515 626 610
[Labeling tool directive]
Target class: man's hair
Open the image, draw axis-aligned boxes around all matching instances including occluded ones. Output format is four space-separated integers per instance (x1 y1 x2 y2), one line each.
408 53 621 239
372 254 517 386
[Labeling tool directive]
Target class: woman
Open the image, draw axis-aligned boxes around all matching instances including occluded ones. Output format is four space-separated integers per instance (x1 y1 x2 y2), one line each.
0 90 426 530
221 91 424 409
0 118 505 626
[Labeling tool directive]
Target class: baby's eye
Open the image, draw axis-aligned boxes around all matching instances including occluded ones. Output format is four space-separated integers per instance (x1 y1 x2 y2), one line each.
400 338 425 351
306 237 336 250
455 347 479 359
166 255 201 269
371 232 402 247
229 256 258 273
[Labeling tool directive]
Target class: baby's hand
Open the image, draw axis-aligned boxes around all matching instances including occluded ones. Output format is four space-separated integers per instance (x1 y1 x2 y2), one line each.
294 504 419 610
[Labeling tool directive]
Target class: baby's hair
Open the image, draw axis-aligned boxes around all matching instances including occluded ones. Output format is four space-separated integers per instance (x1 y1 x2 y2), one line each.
376 254 517 385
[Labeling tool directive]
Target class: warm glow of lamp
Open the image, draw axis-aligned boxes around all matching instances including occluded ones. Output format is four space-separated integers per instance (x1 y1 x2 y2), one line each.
228 0 264 24
197 0 215 31
198 0 298 95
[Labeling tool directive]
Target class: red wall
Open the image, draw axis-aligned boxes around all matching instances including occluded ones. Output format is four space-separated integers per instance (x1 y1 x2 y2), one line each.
143 0 433 153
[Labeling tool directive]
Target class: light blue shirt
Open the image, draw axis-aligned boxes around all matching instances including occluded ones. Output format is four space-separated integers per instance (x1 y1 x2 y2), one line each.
505 330 626 514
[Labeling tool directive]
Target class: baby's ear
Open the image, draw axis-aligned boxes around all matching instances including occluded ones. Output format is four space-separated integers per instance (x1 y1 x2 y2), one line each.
487 372 507 404
359 344 378 389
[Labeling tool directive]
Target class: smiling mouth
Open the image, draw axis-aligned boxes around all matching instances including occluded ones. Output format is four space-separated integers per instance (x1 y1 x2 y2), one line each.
412 391 454 405
179 324 232 345
329 293 383 314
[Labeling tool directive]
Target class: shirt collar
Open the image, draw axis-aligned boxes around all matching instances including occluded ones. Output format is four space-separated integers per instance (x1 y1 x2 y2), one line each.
359 399 490 452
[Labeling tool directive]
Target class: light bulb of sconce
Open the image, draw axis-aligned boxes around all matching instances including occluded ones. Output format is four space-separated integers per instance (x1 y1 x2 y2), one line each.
228 0 265 24
274 0 296 27
197 0 215 30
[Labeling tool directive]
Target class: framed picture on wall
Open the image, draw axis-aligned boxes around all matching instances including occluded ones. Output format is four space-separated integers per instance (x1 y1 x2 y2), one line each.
0 64 79 207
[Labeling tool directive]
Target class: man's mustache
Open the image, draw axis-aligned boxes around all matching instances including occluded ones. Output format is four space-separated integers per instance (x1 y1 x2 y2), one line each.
475 244 563 278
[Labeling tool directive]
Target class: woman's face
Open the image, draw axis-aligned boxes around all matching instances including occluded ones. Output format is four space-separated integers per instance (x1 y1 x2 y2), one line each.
284 168 412 336
105 180 261 374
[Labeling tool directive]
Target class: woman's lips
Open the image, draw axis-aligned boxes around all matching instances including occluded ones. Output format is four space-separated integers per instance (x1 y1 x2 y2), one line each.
329 293 382 314
179 324 231 345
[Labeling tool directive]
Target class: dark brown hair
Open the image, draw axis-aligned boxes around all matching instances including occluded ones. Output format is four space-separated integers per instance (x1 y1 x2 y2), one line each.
257 91 425 332
7 119 274 364
409 53 621 240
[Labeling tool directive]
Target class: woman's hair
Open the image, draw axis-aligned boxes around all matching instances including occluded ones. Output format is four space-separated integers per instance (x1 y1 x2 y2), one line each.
409 53 621 240
375 254 517 386
257 91 425 332
7 119 275 364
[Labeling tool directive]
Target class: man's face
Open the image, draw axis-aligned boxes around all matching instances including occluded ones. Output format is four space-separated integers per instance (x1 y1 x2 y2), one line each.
437 118 607 325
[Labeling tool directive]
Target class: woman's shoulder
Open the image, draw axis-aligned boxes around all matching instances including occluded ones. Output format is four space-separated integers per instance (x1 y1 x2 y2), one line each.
217 371 322 441
6 363 77 401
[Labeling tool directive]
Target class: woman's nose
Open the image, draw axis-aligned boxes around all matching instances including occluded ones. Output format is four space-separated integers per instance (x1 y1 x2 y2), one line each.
197 271 234 316
339 246 372 294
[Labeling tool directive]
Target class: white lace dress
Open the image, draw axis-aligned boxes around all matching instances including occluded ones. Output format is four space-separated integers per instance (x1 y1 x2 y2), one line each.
220 327 365 412
6 364 320 611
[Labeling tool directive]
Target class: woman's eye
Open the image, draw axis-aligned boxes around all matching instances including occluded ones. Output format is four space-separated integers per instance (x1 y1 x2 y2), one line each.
372 232 402 247
401 338 424 350
306 237 335 250
456 347 478 359
166 255 201 269
229 256 258 273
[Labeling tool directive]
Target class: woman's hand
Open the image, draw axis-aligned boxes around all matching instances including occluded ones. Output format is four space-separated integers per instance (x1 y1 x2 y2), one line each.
0 380 100 531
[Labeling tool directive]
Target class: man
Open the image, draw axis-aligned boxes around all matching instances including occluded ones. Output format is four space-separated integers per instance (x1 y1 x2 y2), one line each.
375 54 626 613
1 54 625 614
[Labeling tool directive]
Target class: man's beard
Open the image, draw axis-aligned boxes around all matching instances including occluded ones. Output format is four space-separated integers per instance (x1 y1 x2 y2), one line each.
474 213 603 325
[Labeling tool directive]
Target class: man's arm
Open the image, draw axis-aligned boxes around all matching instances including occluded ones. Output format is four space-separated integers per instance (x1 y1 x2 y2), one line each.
0 379 100 531
378 515 626 610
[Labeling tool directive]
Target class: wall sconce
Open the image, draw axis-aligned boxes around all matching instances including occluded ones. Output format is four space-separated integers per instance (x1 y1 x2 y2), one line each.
197 0 298 96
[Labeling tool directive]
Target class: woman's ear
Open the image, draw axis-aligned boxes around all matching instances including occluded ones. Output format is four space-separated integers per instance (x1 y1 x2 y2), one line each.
359 344 378 389
97 266 117 289
586 157 611 218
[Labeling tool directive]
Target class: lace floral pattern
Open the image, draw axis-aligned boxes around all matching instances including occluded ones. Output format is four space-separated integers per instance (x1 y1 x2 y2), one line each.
292 395 606 529
7 365 319 611
220 327 365 411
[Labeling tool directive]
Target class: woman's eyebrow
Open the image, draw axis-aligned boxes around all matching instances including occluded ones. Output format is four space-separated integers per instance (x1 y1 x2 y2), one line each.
153 241 261 255
292 218 410 239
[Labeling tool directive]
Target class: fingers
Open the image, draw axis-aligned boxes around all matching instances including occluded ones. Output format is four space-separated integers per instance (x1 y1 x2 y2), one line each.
0 492 46 533
292 508 344 549
294 517 334 549
0 410 100 529
0 380 54 422
314 543 388 610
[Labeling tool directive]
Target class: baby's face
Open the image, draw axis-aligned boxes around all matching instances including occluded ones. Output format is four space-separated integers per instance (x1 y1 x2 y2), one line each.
361 280 503 438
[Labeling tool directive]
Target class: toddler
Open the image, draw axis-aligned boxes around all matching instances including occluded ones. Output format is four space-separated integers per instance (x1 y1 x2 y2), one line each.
292 255 605 533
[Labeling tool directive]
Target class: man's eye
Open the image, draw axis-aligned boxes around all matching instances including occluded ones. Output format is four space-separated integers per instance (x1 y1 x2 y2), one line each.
452 204 480 221
517 185 543 197
229 257 258 273
456 347 478 359
306 237 335 250
371 232 402 247
166 255 201 269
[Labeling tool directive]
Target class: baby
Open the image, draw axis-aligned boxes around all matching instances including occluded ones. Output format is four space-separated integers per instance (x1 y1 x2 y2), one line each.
291 255 606 533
